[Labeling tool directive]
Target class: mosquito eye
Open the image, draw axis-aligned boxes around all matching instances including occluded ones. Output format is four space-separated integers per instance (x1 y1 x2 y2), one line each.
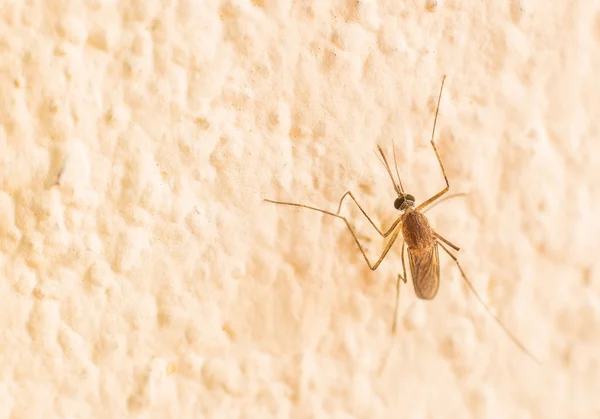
394 197 403 210
406 194 415 203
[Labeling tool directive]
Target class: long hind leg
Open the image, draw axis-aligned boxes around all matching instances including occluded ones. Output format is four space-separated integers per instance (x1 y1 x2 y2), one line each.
436 238 540 364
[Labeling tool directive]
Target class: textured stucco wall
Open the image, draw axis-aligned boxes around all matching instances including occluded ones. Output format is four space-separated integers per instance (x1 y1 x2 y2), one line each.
1 1 599 418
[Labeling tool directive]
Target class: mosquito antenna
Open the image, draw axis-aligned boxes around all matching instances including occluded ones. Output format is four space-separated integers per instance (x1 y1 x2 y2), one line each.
430 75 446 145
376 145 402 196
390 138 405 194
374 150 393 189
374 149 385 168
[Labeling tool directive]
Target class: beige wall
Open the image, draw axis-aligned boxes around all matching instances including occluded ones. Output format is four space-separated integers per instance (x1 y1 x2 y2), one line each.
1 1 598 418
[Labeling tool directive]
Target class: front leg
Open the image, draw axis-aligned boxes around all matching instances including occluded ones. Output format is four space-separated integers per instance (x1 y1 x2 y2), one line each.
336 190 400 237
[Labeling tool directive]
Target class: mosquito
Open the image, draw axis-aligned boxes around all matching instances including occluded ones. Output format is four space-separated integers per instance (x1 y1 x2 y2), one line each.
264 75 539 363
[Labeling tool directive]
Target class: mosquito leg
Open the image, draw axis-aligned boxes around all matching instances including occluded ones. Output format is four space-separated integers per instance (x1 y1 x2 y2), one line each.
416 75 451 212
340 215 402 270
392 239 407 335
378 238 407 375
264 199 339 218
336 191 400 237
264 198 403 270
400 240 407 284
416 140 450 211
436 239 540 364
433 231 460 252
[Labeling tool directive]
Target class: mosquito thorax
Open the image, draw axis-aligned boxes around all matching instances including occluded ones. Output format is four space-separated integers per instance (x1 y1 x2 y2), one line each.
394 194 416 211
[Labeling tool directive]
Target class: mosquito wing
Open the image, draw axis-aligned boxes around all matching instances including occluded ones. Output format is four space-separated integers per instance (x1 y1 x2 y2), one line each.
408 243 440 300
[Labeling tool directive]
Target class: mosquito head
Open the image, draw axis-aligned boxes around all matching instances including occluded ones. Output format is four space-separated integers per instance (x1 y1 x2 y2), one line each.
394 194 415 211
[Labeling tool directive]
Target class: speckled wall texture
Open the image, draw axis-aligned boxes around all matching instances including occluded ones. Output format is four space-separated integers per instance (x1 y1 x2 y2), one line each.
1 1 599 418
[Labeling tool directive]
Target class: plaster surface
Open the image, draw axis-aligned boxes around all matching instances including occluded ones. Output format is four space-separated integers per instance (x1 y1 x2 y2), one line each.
1 1 599 418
